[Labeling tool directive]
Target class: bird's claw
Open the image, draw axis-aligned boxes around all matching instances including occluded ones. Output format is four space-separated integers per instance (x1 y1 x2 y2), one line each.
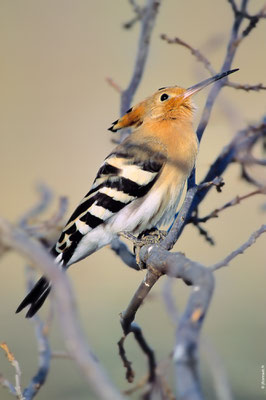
119 228 168 269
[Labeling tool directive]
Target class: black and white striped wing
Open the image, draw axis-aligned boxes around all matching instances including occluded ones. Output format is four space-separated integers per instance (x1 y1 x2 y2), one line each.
51 151 164 266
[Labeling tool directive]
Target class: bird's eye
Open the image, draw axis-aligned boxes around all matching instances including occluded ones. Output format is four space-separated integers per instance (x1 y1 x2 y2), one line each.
160 93 169 101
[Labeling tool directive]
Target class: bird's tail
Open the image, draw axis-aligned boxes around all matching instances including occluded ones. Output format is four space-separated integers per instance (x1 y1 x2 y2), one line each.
16 276 51 318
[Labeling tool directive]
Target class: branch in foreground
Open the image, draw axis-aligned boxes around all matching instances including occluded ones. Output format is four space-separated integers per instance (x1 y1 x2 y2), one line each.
0 218 124 400
162 278 233 400
140 246 215 400
137 223 265 399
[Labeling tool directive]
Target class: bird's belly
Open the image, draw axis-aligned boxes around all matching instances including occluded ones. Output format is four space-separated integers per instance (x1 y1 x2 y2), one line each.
108 180 185 235
67 180 185 266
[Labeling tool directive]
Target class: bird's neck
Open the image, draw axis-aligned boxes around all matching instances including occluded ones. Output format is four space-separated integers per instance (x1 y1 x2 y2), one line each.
132 118 198 174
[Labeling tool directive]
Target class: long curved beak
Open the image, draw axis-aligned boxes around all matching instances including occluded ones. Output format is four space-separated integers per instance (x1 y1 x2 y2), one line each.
183 68 239 99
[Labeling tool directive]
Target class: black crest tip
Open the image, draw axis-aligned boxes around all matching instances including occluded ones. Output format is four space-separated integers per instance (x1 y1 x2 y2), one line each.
108 126 117 132
108 119 119 132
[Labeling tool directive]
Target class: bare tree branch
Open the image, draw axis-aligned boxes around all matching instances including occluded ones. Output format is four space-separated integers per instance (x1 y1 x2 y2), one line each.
162 279 234 400
105 77 122 94
160 34 216 76
0 218 125 400
201 337 234 400
191 187 266 224
119 269 159 383
23 316 51 400
139 246 215 400
211 224 266 271
123 0 143 29
160 33 266 93
184 118 266 230
18 184 54 230
110 237 138 270
120 0 161 118
110 0 162 269
161 177 224 251
195 0 265 144
226 81 266 91
0 343 24 400
0 374 17 397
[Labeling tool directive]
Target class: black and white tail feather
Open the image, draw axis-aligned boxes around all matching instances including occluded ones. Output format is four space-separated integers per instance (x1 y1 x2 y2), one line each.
16 141 167 317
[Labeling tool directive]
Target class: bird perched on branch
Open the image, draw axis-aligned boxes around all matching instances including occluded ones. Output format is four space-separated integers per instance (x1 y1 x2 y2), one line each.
16 69 238 318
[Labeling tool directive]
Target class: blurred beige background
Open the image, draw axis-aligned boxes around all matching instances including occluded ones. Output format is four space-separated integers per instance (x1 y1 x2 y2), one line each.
0 1 265 399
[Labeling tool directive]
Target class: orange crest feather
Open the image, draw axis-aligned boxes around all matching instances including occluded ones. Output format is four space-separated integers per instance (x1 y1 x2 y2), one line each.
108 103 145 132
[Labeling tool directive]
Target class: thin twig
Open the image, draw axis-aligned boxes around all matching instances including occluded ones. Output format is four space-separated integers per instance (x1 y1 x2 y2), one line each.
0 343 24 400
105 77 122 93
18 184 53 230
192 187 266 224
211 224 266 271
160 34 216 75
226 81 266 91
23 196 68 240
23 317 51 400
227 0 238 16
186 118 266 228
118 336 135 383
123 0 143 29
119 269 160 382
160 33 266 94
195 3 244 144
162 177 224 250
0 374 17 396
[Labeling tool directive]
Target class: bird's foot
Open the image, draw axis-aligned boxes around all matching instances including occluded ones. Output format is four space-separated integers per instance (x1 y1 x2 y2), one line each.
120 228 167 269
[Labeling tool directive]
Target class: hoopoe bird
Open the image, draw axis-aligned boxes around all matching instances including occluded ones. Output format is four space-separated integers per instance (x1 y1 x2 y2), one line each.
16 69 238 318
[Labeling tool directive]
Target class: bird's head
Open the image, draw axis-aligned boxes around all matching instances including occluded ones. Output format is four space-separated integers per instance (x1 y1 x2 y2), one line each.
108 69 238 132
